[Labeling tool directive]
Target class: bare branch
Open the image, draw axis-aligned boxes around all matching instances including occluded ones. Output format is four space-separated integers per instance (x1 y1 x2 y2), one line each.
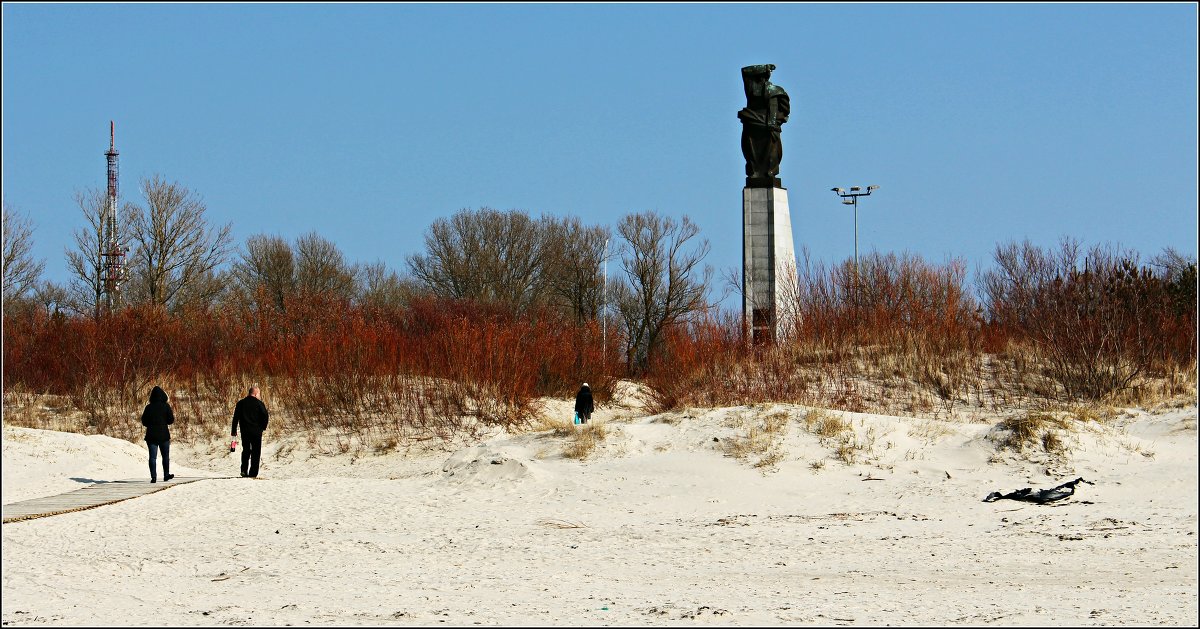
2 202 46 305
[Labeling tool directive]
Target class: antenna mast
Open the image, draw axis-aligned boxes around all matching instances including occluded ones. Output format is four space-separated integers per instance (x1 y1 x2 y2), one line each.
99 120 127 312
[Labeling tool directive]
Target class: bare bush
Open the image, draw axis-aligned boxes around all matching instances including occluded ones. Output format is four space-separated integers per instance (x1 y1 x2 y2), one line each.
982 238 1196 400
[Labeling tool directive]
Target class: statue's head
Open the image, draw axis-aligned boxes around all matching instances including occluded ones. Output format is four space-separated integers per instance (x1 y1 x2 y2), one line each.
741 64 776 77
741 64 776 99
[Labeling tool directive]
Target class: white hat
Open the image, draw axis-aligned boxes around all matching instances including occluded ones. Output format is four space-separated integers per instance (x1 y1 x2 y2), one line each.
583 382 589 388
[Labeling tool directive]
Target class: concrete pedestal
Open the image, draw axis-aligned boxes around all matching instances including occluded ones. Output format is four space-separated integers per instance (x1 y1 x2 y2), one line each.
743 187 797 344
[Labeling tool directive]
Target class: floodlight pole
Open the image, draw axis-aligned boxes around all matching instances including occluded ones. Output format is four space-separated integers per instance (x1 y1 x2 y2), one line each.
602 238 609 368
831 185 879 315
850 194 859 277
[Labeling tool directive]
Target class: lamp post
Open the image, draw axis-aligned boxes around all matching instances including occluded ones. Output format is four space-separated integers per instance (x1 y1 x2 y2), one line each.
602 238 609 367
830 185 879 312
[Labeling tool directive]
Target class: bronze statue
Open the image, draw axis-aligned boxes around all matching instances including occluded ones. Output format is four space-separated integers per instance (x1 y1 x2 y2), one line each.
738 64 790 188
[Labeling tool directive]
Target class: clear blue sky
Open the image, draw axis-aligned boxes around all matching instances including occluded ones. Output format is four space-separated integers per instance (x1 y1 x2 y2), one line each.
3 3 1197 307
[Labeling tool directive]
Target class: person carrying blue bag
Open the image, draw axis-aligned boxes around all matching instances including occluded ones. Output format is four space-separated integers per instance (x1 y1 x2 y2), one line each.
574 382 594 425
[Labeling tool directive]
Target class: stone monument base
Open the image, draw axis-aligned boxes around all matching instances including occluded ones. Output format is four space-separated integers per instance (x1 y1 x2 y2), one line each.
743 186 797 345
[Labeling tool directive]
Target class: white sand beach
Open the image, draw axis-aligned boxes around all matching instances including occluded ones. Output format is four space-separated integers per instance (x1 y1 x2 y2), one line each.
2 401 1196 626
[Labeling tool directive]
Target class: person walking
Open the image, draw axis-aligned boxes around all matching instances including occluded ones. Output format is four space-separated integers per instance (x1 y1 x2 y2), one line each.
231 385 270 478
141 385 175 483
574 382 594 425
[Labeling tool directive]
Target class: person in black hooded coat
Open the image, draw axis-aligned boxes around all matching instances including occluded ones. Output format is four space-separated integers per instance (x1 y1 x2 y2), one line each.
574 382 594 425
141 386 175 483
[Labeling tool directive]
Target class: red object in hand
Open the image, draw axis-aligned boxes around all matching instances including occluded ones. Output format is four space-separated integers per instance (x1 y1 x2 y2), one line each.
230 439 237 453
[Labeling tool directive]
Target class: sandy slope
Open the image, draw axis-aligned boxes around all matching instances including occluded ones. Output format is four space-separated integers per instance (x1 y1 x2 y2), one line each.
2 403 1196 626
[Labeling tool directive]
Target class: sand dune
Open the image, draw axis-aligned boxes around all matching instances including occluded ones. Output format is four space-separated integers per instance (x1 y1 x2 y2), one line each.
2 403 1196 625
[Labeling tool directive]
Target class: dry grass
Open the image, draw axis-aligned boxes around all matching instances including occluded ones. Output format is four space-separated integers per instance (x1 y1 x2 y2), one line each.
834 434 860 465
909 418 957 444
994 402 1139 459
997 410 1071 453
719 410 789 471
372 434 400 454
1114 435 1156 459
1 388 83 434
562 422 609 460
1 374 538 451
831 423 886 466
804 409 851 438
800 409 885 466
532 412 577 437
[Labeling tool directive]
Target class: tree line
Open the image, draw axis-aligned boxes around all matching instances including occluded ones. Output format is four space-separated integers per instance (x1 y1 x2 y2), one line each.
3 175 713 377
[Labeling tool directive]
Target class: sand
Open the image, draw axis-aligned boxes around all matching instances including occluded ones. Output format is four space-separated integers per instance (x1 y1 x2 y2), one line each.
2 401 1196 626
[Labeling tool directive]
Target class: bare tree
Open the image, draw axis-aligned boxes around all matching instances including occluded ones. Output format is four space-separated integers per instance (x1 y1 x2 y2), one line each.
174 267 230 311
544 216 612 323
407 207 555 310
231 234 297 311
1152 246 1198 322
1151 246 1197 280
32 280 70 318
295 231 357 300
2 203 46 305
614 211 712 374
357 260 415 308
125 175 233 311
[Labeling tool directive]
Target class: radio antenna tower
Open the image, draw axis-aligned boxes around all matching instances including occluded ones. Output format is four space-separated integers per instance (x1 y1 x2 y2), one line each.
99 120 127 311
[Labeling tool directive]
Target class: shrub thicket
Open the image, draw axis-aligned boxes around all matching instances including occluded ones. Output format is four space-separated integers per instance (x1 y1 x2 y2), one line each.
2 295 618 444
3 240 1193 444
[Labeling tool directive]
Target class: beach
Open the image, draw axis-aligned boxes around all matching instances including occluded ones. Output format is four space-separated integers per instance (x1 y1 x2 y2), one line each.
2 403 1196 626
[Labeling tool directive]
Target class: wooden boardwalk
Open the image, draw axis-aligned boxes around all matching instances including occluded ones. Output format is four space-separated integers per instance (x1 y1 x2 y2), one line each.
2 477 226 523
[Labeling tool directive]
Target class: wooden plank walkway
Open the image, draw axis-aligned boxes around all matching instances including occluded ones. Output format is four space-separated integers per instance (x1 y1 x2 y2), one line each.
2 477 227 523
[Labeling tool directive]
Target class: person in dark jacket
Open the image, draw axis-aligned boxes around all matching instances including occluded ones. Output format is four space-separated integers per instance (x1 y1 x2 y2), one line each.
231 385 270 478
574 382 594 425
141 386 175 483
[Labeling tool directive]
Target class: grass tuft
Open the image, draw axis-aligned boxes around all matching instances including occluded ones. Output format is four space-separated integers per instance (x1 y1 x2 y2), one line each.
721 410 790 471
563 422 609 460
998 411 1071 453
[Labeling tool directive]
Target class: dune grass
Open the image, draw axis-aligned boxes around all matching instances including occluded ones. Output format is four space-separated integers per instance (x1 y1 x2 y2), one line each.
562 422 609 460
720 409 790 471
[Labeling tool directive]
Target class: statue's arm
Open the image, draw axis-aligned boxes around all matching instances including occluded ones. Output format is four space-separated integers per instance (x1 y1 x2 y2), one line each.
738 107 765 124
775 92 790 125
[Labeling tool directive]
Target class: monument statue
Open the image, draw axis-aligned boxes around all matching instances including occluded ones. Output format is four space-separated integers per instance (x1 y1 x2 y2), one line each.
739 63 797 346
738 64 790 188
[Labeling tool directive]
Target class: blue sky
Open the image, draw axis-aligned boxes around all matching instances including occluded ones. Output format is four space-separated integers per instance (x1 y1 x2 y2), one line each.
3 3 1197 307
